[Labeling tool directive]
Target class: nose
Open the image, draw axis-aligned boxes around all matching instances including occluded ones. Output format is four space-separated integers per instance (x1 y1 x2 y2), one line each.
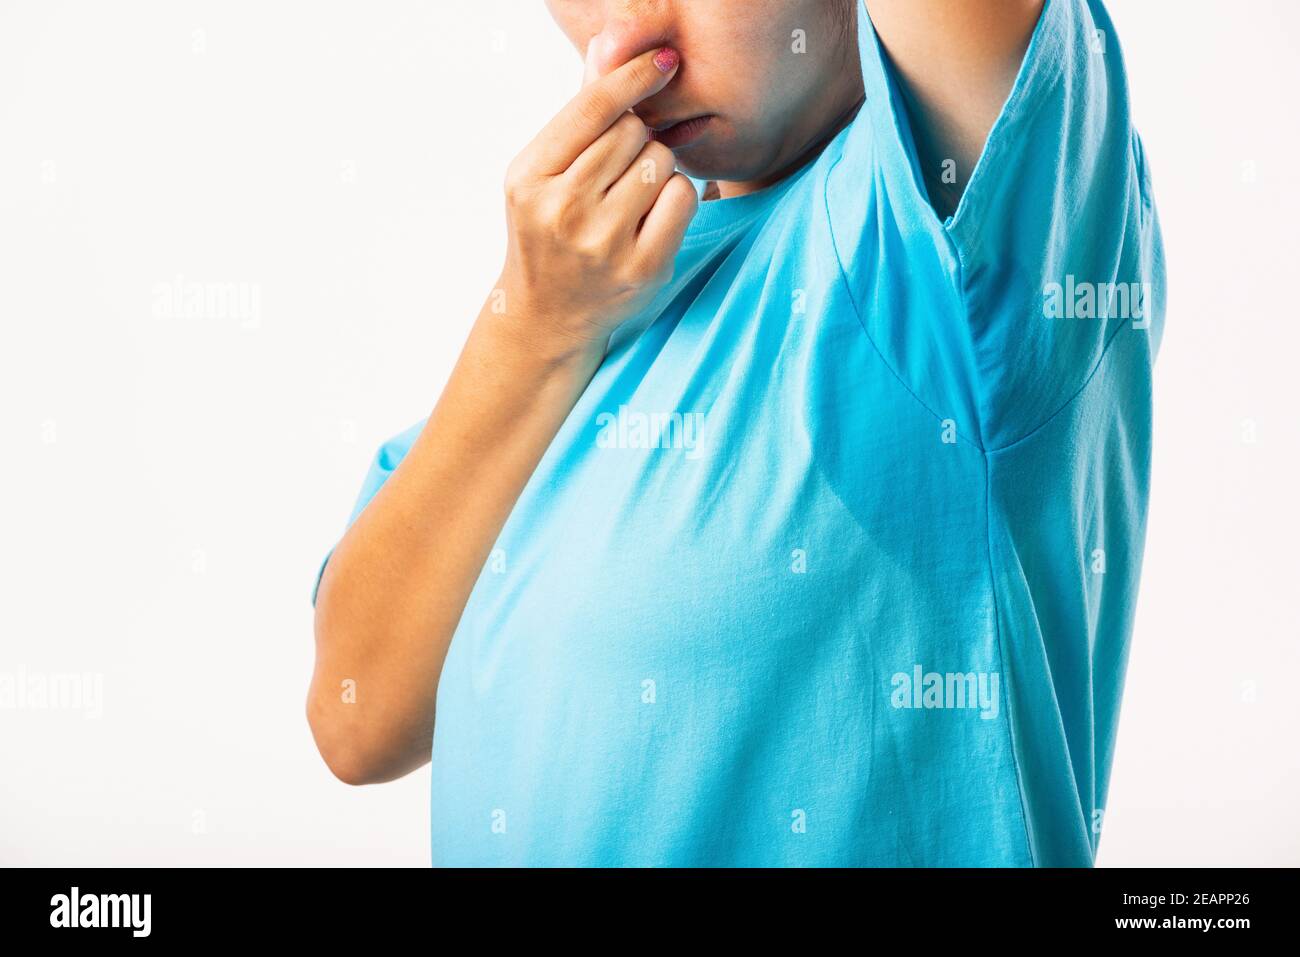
589 1 677 77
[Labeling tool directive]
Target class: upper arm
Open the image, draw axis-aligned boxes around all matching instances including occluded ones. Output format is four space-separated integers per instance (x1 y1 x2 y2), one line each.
863 0 1045 215
311 418 428 607
831 0 1162 449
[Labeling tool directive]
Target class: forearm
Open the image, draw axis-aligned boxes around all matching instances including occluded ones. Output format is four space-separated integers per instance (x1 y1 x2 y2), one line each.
307 43 691 786
308 292 605 785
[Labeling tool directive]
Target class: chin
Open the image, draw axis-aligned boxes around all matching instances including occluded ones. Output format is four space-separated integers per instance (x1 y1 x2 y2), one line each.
672 144 775 187
661 119 766 184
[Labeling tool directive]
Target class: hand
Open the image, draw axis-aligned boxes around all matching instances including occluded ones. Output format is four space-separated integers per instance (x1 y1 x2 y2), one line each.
494 44 698 356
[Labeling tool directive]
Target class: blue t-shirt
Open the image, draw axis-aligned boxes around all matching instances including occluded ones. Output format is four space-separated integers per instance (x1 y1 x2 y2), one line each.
315 0 1164 866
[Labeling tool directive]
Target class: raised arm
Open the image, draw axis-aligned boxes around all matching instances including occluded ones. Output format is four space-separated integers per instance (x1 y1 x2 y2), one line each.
864 0 1045 217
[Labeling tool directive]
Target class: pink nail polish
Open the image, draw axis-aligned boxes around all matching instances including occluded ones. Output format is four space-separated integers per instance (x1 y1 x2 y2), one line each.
653 47 679 73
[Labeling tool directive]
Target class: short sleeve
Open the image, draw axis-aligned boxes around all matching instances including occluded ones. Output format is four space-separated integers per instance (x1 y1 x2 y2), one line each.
310 417 428 607
827 0 1165 451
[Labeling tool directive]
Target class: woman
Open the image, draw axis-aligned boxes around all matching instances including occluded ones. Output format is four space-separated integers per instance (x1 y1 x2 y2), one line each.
308 0 1165 867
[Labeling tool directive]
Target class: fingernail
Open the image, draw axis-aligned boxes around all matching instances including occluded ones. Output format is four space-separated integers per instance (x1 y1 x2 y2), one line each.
653 47 679 73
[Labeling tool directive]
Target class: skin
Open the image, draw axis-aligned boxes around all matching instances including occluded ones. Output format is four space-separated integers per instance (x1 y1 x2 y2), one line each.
308 0 1044 786
547 0 865 198
867 0 1045 218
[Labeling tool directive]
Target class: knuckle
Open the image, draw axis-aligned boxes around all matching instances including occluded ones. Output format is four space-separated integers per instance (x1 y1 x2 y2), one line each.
577 90 616 128
633 144 675 187
616 111 647 142
672 172 698 203
648 141 675 164
536 192 571 232
634 60 662 92
503 155 533 203
660 173 696 210
647 142 676 174
537 187 597 243
575 227 616 262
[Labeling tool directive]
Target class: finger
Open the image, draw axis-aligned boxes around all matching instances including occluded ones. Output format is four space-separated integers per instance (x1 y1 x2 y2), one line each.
532 47 680 176
636 173 697 268
607 140 678 219
565 111 650 193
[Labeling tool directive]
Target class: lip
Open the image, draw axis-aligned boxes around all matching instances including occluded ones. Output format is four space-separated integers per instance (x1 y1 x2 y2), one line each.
647 114 714 149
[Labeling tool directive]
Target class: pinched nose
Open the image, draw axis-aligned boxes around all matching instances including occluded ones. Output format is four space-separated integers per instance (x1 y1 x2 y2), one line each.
588 15 676 79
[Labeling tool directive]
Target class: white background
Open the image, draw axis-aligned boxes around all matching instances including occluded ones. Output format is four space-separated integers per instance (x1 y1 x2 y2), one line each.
1 0 1296 867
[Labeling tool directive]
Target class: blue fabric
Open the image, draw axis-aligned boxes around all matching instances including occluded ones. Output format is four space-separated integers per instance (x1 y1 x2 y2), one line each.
316 0 1164 866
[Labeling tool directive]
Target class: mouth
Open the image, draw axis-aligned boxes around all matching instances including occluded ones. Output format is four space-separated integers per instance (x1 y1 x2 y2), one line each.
645 114 715 149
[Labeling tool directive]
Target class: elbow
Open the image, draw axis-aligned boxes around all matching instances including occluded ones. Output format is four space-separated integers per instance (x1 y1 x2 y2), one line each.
306 685 385 787
323 756 375 788
308 600 431 786
308 594 385 786
317 742 378 788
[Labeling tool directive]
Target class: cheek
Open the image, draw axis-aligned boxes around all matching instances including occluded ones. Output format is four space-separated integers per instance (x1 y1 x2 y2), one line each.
701 56 823 169
712 20 818 114
714 55 805 130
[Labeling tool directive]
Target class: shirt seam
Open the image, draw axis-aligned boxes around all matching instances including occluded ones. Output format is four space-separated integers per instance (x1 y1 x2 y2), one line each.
822 149 987 454
982 451 1039 868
